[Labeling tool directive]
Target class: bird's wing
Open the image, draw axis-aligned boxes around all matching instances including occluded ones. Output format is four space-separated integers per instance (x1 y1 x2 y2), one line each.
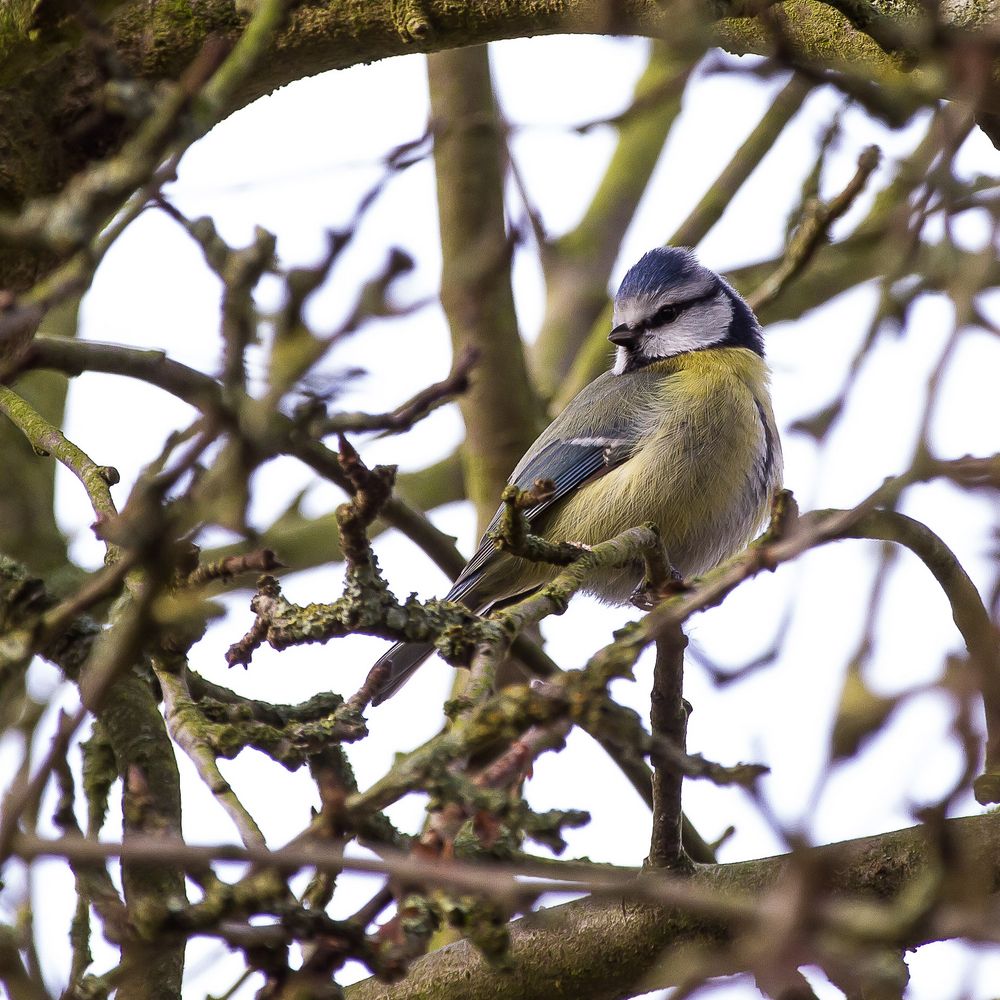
447 434 633 605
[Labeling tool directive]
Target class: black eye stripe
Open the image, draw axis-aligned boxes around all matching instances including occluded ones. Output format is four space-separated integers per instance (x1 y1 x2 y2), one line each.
641 284 720 330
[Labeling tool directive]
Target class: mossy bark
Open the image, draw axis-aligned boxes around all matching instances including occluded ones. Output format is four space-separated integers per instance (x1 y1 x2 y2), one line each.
2 0 995 293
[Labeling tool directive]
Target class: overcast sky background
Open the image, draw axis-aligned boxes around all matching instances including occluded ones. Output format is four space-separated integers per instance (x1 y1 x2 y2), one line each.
4 33 999 1000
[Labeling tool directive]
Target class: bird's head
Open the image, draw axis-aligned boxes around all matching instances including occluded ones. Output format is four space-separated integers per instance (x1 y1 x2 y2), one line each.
609 247 763 374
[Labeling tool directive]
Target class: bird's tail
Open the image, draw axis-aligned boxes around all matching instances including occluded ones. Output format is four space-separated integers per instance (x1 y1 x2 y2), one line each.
367 578 492 706
368 641 436 706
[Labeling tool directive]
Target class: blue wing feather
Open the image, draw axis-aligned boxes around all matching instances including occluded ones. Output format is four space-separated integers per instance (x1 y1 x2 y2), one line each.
448 437 631 605
370 367 664 703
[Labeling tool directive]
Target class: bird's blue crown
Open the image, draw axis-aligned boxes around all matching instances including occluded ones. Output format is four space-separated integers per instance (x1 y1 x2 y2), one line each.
615 247 702 302
613 246 765 357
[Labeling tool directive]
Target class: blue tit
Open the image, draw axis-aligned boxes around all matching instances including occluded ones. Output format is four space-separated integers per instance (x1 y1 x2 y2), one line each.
369 246 782 705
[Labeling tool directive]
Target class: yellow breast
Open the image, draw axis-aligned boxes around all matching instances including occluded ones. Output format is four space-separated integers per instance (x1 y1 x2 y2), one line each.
545 347 781 587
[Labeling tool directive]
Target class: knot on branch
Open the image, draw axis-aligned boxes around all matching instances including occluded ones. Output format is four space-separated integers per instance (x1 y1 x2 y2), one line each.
226 575 287 667
434 617 490 667
391 0 433 42
764 488 800 542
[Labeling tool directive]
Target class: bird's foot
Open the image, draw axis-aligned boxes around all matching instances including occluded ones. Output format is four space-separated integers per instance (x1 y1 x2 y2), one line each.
630 572 684 611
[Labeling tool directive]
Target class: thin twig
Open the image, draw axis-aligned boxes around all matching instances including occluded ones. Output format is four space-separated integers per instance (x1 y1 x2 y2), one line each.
315 347 479 436
749 145 882 312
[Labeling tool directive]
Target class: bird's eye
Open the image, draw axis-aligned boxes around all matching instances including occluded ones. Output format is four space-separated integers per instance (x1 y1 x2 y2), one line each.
654 304 680 325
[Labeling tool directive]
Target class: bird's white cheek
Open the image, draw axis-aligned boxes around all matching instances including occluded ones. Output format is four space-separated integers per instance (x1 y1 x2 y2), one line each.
612 346 629 375
646 298 733 357
647 318 712 356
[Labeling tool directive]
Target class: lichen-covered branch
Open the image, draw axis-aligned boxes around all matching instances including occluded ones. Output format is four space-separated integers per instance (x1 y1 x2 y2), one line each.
8 801 1000 999
1 4 995 234
0 2 996 996
155 659 268 848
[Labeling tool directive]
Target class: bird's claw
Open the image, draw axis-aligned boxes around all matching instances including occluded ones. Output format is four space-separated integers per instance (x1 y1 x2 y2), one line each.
630 585 659 611
630 571 684 610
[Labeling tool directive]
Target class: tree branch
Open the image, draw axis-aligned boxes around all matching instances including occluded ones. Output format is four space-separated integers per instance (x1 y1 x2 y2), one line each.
647 630 691 870
343 812 1000 1000
428 45 544 531
19 336 471 579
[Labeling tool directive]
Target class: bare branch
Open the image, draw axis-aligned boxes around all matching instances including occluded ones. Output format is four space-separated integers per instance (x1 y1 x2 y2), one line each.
748 145 882 312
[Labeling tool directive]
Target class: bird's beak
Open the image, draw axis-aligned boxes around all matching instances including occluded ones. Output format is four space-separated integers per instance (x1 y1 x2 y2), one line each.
608 325 639 347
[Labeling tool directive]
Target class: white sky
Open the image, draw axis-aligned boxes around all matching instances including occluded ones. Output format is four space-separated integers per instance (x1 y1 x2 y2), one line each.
4 33 999 1000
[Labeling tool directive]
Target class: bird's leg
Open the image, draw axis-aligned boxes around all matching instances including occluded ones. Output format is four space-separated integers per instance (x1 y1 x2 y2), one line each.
630 569 684 611
631 524 683 610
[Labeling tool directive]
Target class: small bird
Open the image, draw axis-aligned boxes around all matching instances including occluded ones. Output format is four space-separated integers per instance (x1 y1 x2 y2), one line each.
370 246 782 704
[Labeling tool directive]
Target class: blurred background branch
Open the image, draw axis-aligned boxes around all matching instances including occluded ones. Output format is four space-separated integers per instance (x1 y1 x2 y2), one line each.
0 0 997 998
